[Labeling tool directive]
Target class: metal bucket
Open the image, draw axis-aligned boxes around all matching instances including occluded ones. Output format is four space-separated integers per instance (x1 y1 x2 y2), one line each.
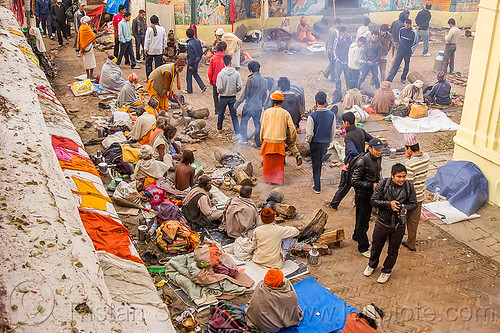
138 225 148 242
307 246 320 266
182 313 197 333
434 51 444 72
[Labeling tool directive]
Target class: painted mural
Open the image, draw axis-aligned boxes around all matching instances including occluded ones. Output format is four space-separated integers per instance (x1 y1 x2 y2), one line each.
289 0 326 16
248 0 287 18
361 0 479 11
198 0 228 25
174 0 191 25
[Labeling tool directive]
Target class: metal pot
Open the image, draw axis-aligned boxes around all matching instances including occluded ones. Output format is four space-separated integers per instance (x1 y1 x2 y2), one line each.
182 314 197 333
138 225 148 242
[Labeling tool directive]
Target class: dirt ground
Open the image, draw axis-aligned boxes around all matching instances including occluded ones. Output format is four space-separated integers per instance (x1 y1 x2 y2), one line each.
45 26 500 333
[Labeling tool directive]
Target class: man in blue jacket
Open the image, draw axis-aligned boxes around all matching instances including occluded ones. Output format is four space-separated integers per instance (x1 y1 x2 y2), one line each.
235 61 268 147
36 0 53 38
386 19 416 84
306 91 336 194
185 28 207 94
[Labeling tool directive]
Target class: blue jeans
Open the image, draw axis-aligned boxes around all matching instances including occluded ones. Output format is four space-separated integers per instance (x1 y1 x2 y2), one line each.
334 61 350 90
240 108 261 146
186 61 206 93
217 96 240 134
411 29 429 55
117 40 136 68
145 54 162 78
310 142 329 192
358 62 380 89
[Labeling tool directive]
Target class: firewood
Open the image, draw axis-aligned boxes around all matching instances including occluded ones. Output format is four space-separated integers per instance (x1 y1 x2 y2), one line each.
214 147 246 167
318 229 345 247
188 107 209 119
274 203 296 219
407 71 430 89
291 243 331 257
232 165 253 186
214 147 233 163
298 209 328 243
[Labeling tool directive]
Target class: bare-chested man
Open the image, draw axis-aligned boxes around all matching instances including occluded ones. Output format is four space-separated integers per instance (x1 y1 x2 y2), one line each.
174 150 203 191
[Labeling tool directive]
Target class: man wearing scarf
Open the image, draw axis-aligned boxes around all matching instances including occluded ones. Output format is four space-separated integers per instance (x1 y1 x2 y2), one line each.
76 16 96 80
99 55 126 94
147 58 185 111
132 145 170 181
182 176 222 228
246 269 303 332
117 73 144 107
128 107 156 144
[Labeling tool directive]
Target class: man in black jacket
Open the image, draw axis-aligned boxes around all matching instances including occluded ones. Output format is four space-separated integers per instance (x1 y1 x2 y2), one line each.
390 11 406 66
363 163 417 284
51 0 68 46
386 19 416 84
351 138 383 257
412 3 432 56
326 112 372 210
186 28 207 94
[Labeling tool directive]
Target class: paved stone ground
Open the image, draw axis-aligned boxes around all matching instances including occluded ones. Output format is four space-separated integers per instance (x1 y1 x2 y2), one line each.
46 29 500 332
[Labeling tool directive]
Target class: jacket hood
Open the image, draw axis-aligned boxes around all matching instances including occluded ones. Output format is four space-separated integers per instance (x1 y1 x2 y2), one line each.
220 66 237 76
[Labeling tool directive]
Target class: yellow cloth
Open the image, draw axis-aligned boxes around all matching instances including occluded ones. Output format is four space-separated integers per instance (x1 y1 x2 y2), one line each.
147 80 169 110
72 176 111 211
18 45 39 66
144 105 158 118
121 144 140 163
260 106 297 144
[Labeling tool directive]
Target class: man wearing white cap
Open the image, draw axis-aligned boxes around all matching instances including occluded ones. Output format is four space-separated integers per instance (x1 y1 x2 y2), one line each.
395 80 424 107
216 28 242 69
402 133 430 251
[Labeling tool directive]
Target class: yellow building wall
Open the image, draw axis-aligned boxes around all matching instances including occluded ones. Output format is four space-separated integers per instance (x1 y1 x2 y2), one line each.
453 0 500 206
367 10 478 28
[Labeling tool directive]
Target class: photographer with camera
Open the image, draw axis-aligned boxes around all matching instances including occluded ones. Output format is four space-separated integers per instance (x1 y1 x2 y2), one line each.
363 163 417 284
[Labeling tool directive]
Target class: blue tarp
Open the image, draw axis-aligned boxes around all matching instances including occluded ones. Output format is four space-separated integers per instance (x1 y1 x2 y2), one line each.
280 277 358 333
106 0 127 15
426 161 488 216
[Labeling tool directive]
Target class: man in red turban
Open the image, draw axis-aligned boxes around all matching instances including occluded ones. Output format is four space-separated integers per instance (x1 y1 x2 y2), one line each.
246 269 303 332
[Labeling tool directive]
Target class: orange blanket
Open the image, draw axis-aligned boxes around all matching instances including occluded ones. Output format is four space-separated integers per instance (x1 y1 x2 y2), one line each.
77 24 96 51
59 155 100 177
78 208 143 264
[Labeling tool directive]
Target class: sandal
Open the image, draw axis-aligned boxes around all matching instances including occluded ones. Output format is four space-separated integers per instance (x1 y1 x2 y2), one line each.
158 258 170 265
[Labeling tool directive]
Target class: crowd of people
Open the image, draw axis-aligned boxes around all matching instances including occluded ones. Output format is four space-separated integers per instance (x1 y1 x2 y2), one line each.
32 3 465 331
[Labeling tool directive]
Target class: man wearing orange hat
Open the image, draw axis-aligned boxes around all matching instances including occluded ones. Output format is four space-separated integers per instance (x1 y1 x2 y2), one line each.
147 58 185 111
260 91 297 184
117 73 145 108
252 208 299 269
246 269 303 332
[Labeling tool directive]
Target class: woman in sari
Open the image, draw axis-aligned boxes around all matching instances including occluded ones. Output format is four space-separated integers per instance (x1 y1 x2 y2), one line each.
77 16 97 80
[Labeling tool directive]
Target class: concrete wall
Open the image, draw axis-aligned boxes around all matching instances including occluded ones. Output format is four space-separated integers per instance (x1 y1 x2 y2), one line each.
367 9 478 28
453 0 500 206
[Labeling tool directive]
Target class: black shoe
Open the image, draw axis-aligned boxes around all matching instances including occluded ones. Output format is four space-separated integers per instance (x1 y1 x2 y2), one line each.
402 241 416 251
99 102 111 109
296 155 303 166
401 78 406 84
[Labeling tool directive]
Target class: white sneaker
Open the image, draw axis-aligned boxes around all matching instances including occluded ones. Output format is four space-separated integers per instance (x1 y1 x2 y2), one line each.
377 272 391 284
363 265 375 277
423 53 432 57
361 250 370 258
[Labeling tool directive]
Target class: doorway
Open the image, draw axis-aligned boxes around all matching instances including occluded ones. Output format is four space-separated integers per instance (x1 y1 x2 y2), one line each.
335 0 359 8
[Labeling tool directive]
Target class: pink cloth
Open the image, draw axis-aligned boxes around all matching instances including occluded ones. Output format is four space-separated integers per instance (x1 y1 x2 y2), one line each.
53 146 93 164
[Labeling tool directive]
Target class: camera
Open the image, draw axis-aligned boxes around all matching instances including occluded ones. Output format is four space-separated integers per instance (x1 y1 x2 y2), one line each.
397 203 406 225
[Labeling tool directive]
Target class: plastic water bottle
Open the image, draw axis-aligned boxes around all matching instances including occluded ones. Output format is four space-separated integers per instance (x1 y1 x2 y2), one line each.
434 187 442 202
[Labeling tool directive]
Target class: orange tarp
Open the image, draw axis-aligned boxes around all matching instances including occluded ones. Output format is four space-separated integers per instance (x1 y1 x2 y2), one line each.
78 208 144 264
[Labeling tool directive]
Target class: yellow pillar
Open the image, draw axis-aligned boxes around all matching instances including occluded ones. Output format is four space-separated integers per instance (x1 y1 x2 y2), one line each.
453 0 500 206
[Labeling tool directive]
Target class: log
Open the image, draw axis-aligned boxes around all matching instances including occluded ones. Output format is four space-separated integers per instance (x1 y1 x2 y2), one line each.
274 203 296 219
407 71 431 89
214 147 233 163
298 209 328 243
291 243 331 257
360 81 376 98
188 107 210 119
232 165 253 186
318 229 345 248
214 148 246 167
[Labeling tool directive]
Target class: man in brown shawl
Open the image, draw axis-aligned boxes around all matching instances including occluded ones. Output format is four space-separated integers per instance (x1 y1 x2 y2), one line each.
182 175 222 227
220 186 260 239
370 81 395 114
246 269 303 332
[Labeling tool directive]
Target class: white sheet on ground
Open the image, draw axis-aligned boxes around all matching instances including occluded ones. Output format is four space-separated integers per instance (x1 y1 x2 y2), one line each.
225 250 299 290
391 109 459 133
423 201 481 224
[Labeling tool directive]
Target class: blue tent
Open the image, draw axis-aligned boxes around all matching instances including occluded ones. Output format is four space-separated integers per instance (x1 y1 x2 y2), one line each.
426 161 488 216
106 0 127 15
